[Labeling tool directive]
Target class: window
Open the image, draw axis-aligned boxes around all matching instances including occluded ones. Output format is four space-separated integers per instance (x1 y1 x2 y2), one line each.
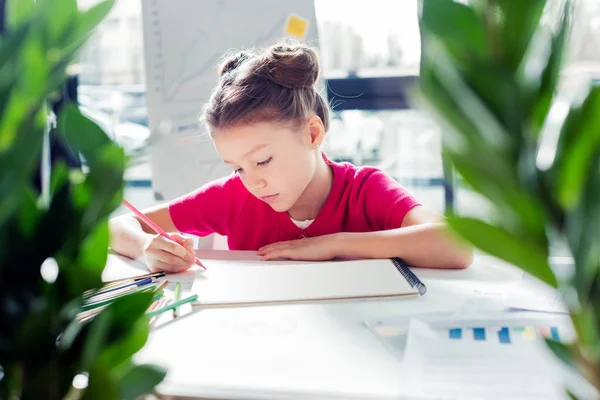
76 0 600 213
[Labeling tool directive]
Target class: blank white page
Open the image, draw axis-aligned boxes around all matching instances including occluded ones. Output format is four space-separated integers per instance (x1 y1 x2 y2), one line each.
192 258 420 306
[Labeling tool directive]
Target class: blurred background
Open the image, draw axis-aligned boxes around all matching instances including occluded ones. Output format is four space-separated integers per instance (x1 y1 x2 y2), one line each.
74 0 600 229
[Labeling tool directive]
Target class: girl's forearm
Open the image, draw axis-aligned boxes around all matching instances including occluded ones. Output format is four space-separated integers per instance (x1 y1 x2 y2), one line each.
109 216 154 260
334 223 473 269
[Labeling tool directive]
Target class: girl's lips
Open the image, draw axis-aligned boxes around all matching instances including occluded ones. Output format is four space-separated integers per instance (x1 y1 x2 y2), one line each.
261 194 279 203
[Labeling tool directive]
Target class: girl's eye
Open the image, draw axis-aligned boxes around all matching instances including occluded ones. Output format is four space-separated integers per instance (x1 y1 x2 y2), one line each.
257 157 273 167
234 157 271 173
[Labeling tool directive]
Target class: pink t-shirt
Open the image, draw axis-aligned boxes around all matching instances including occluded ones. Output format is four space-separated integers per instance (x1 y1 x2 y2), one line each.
169 154 421 250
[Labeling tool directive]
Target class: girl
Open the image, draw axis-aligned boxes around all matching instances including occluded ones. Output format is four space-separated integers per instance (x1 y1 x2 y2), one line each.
110 42 473 273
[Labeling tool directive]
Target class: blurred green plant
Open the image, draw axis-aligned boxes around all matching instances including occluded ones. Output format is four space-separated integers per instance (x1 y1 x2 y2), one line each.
417 0 599 396
0 0 165 399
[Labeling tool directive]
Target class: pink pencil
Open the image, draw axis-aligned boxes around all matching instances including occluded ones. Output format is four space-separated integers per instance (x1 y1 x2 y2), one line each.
122 199 206 271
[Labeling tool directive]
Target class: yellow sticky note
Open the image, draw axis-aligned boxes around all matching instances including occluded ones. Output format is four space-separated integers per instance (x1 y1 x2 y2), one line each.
523 326 537 340
285 14 309 39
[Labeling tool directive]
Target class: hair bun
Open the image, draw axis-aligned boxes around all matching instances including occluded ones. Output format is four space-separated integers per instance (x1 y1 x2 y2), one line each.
219 51 251 77
259 43 320 89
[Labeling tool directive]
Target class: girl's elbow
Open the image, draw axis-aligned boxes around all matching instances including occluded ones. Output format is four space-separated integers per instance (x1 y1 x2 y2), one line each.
452 247 474 269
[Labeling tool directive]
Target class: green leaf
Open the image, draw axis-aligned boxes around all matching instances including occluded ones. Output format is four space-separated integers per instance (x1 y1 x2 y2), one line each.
570 299 600 360
50 160 70 197
462 61 523 139
118 364 167 400
105 291 153 329
77 0 115 37
0 21 30 67
448 216 557 287
34 177 78 258
81 145 125 222
70 179 93 210
416 67 481 151
448 151 547 237
15 187 40 238
497 0 547 71
531 2 571 133
96 292 154 368
555 86 600 208
58 104 125 229
566 390 579 400
421 0 488 60
66 0 115 53
20 34 49 99
421 43 511 150
0 124 44 227
98 318 150 370
78 220 110 279
58 104 113 162
66 220 109 294
545 338 576 370
84 365 120 400
0 181 27 239
60 297 84 321
5 0 36 31
59 318 84 351
39 0 78 47
0 94 33 150
0 0 163 397
0 25 31 120
82 308 112 369
566 156 600 297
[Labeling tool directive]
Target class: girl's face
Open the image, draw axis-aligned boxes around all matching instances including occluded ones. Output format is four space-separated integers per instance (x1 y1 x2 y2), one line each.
213 119 320 213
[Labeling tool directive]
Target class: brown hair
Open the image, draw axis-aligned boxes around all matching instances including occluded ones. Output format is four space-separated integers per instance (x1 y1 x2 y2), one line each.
202 41 330 134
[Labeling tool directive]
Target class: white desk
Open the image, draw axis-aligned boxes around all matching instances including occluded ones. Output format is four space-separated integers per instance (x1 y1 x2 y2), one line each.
104 251 533 400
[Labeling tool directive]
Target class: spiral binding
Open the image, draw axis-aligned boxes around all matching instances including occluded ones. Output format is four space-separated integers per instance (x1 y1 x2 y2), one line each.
391 257 427 295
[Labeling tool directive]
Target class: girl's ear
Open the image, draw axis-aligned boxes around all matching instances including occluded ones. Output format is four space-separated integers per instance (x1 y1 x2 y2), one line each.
306 114 325 149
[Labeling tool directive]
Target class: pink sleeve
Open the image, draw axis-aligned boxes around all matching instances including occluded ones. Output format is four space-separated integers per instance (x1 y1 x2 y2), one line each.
168 176 245 237
359 170 421 230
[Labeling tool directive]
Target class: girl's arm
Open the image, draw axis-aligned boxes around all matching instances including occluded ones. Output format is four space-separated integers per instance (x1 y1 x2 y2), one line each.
109 204 175 259
258 206 474 269
333 206 473 269
111 177 238 271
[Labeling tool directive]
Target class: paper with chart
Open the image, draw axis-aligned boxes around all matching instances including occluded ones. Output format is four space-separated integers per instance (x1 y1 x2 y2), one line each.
141 0 319 200
366 311 574 361
398 318 594 399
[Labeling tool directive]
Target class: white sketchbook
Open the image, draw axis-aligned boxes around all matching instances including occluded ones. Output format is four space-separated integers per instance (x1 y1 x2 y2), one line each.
190 257 426 307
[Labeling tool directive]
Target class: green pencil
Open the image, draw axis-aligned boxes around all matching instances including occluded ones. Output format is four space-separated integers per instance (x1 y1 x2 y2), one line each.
173 282 182 318
146 294 198 318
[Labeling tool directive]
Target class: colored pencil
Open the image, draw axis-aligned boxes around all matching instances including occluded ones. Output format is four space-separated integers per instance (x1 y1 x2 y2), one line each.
146 295 198 318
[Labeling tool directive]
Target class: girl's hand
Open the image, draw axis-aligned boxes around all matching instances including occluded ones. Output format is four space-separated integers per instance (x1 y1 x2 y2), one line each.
257 235 341 261
142 232 196 272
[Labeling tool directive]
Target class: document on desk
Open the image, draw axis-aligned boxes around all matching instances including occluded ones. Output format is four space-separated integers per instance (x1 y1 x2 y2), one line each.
399 318 592 399
505 274 568 314
191 257 425 307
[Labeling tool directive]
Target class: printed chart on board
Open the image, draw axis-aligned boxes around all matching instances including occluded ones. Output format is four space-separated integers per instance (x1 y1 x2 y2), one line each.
141 0 319 200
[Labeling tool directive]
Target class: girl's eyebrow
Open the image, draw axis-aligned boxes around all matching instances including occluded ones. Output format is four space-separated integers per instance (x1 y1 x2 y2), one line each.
223 143 268 164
